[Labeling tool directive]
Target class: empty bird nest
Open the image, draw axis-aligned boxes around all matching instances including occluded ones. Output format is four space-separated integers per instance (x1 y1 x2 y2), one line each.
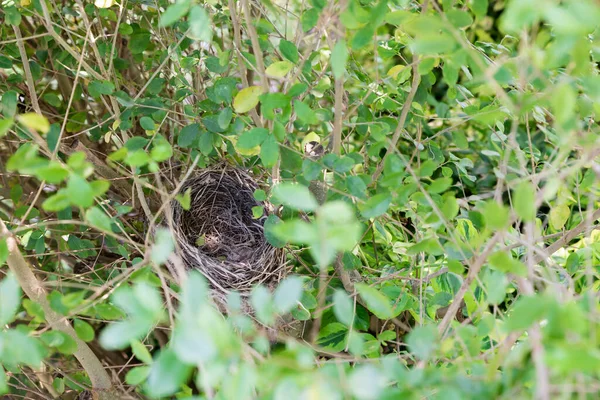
166 164 287 309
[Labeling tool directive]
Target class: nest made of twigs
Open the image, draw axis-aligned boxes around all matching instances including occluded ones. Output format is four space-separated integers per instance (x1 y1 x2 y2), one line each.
167 164 286 308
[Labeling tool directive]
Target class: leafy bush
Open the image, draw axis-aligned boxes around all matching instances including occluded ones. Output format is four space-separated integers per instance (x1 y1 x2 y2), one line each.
1 0 600 398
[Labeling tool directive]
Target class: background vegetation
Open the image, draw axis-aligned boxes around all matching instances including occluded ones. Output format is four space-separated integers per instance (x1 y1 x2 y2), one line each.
1 0 600 398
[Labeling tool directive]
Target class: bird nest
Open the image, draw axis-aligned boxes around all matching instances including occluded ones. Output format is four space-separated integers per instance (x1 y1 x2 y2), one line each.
167 165 286 309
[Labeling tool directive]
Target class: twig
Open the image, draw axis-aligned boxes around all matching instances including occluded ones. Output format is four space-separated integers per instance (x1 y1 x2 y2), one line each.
12 24 41 114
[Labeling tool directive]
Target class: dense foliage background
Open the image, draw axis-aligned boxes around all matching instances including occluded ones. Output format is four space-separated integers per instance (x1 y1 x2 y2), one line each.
1 0 600 398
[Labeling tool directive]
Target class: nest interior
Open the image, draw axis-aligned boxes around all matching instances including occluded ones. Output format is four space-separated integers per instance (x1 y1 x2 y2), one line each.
169 166 285 299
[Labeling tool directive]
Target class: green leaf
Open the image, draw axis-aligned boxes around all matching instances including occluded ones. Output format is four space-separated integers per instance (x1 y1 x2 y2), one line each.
150 140 173 162
274 276 304 314
279 39 299 63
66 175 95 208
349 365 386 400
0 273 21 326
488 251 527 277
260 135 279 168
359 193 392 219
178 123 202 148
0 239 7 267
237 128 268 150
159 0 191 27
333 290 354 326
331 40 348 79
88 80 115 98
549 204 570 230
551 83 576 128
294 100 319 125
504 295 552 332
145 348 193 398
411 34 455 55
126 366 151 386
35 162 69 183
0 367 8 395
42 191 71 212
251 285 275 325
74 319 95 342
151 228 174 265
18 113 50 134
187 5 213 42
0 118 13 138
272 183 318 211
131 340 153 364
469 0 488 19
406 325 438 360
140 116 155 131
481 200 509 230
301 8 320 32
40 331 77 354
355 283 394 319
266 61 294 78
513 181 536 222
264 214 287 248
316 322 348 352
86 206 113 232
233 86 264 113
176 188 192 211
447 10 473 28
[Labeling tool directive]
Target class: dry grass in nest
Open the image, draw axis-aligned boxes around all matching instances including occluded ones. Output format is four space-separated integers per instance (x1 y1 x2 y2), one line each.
167 164 287 309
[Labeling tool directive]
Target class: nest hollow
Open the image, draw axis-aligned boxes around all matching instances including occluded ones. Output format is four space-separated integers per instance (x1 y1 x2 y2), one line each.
168 165 286 304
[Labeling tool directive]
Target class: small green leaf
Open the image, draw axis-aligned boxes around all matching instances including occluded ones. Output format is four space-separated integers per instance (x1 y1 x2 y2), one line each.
488 251 527 277
504 295 552 332
131 340 153 364
35 162 68 183
333 290 354 326
66 175 95 208
513 181 536 222
158 0 191 27
140 116 155 131
86 207 113 232
145 348 192 398
407 325 438 360
481 200 509 230
233 86 264 113
178 123 201 148
88 80 115 98
331 40 348 79
187 5 213 42
272 183 318 211
359 193 392 219
73 319 95 342
273 219 317 244
260 135 279 168
266 61 294 78
126 366 151 386
0 273 21 326
237 128 268 150
151 228 174 265
0 118 13 138
251 285 275 325
176 188 192 210
279 39 299 63
42 191 71 212
549 204 570 230
294 100 319 125
274 276 304 314
18 113 50 134
469 0 488 19
355 283 394 319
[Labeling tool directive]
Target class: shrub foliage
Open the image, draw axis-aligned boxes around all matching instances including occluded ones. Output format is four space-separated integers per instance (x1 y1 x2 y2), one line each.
1 0 600 398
